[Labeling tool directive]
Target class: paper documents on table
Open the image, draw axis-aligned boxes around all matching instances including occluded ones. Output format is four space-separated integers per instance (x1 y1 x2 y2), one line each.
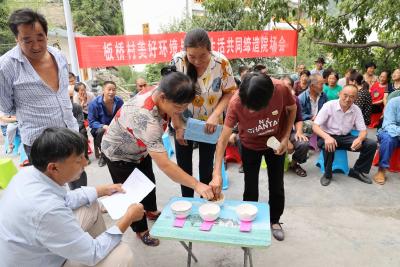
184 118 222 144
100 169 155 220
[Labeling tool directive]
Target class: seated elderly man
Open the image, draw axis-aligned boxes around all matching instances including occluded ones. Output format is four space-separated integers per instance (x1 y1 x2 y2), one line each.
313 85 377 186
0 127 143 267
374 96 400 184
298 74 327 135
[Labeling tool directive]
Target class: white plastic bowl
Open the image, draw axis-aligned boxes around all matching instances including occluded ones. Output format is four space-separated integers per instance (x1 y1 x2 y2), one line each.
170 200 192 219
208 192 225 206
236 203 258 222
199 203 220 222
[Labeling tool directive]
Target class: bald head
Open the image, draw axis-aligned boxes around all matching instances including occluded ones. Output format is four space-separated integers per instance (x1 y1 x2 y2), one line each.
339 85 358 111
136 78 147 92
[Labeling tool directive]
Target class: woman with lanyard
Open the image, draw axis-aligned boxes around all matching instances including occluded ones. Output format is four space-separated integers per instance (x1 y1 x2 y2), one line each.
101 70 215 247
171 28 237 198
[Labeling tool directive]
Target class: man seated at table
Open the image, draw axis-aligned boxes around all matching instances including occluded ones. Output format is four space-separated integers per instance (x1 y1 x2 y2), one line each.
313 85 377 186
88 81 123 167
373 96 400 185
298 74 327 135
0 127 144 267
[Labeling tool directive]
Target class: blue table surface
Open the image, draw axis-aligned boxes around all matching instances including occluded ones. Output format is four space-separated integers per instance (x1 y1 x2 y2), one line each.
150 197 271 248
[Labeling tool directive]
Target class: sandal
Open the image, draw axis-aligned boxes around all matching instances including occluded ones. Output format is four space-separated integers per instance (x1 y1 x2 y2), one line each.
290 163 307 177
136 231 160 247
146 210 161 220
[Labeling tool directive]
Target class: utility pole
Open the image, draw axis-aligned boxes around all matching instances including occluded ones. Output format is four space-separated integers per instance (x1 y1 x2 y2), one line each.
62 0 80 81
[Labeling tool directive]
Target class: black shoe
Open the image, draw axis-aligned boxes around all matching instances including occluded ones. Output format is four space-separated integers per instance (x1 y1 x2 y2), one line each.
98 156 106 167
271 223 285 241
348 168 372 184
320 174 331 186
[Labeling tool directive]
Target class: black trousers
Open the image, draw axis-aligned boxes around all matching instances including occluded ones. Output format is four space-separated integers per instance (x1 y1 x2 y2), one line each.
317 134 377 178
92 128 106 152
241 145 285 224
105 155 157 233
174 135 216 197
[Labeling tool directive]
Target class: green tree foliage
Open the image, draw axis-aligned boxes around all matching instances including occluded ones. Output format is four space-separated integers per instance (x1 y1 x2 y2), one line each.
257 0 400 74
145 63 168 84
0 1 15 55
70 0 123 36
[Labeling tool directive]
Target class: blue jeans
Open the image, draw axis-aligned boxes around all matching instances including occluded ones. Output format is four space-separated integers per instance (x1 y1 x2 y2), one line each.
377 131 400 168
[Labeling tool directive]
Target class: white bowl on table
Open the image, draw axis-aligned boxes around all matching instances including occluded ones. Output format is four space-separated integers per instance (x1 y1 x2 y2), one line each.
236 203 258 222
170 200 192 219
199 203 220 222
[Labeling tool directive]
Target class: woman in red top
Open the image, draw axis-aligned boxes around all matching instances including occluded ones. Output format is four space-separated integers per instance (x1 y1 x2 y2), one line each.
369 70 390 127
213 73 297 241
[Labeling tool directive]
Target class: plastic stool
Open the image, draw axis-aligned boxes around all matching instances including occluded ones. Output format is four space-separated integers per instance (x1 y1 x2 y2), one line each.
316 149 349 175
0 158 18 188
261 153 290 172
18 144 28 165
221 163 229 190
225 145 241 163
162 132 174 158
309 134 319 151
372 148 400 173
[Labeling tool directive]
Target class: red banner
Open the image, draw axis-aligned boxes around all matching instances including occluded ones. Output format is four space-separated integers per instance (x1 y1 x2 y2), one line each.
75 30 298 68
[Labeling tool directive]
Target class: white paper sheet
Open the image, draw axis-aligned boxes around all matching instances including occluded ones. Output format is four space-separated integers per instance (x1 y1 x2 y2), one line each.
100 169 155 220
184 118 222 144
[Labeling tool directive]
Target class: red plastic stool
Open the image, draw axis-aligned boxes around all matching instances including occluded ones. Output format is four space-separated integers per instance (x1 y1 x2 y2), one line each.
225 145 241 164
368 113 382 128
372 148 400 172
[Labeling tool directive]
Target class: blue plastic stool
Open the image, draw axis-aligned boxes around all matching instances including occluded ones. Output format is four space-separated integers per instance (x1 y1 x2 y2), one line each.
316 149 349 175
162 132 174 158
221 163 229 190
18 144 28 165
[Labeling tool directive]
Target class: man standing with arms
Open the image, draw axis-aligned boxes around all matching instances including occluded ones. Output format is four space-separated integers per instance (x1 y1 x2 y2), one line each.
0 9 78 158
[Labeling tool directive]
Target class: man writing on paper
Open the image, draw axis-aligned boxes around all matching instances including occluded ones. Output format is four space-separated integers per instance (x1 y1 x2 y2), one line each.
0 127 143 267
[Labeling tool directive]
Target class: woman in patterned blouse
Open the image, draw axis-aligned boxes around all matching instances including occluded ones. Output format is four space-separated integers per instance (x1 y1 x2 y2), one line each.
349 71 372 126
171 28 237 198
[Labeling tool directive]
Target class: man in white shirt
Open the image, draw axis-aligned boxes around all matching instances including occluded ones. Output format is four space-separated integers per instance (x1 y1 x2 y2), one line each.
0 127 144 267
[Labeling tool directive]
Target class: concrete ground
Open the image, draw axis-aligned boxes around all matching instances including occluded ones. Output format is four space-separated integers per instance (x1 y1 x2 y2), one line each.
1 129 400 267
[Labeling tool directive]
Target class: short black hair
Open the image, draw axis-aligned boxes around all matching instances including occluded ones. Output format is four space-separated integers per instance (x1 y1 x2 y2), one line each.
253 64 267 73
69 72 76 78
365 62 377 70
328 71 339 81
103 81 116 88
31 128 86 172
8 8 48 37
299 70 311 77
159 72 196 104
239 73 274 111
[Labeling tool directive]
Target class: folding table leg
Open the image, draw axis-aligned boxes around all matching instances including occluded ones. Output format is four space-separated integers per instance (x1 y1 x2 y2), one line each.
242 247 253 267
179 241 198 267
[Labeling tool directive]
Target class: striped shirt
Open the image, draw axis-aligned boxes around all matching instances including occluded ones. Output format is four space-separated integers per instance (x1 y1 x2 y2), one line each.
0 45 78 146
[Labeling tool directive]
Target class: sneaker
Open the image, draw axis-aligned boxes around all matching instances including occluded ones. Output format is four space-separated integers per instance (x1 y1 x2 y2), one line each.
271 223 284 241
136 231 160 246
